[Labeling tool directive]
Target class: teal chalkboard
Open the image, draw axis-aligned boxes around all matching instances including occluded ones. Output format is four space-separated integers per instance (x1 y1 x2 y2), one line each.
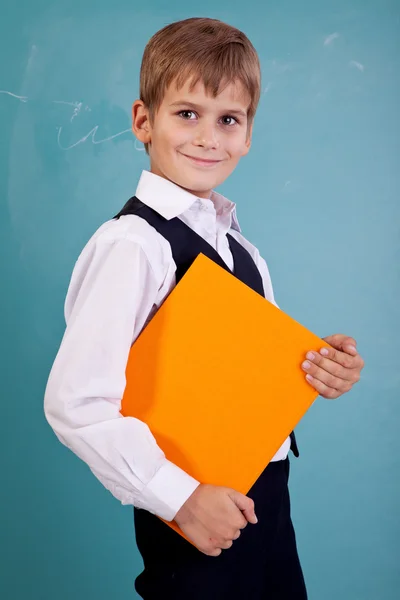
1 2 399 599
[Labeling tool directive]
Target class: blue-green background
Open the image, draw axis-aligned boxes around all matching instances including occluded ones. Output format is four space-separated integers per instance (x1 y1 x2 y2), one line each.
1 1 399 598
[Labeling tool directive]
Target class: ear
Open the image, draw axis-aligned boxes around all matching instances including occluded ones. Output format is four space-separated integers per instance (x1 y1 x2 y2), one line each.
242 121 253 156
132 100 152 144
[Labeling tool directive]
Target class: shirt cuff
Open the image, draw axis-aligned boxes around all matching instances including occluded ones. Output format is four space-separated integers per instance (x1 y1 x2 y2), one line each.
140 460 200 521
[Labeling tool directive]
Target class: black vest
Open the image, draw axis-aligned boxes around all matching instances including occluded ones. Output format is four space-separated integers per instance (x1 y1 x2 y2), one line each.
114 196 299 457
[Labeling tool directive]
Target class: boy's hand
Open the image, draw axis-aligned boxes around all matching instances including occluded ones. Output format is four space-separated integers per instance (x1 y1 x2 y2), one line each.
174 484 257 557
302 334 365 399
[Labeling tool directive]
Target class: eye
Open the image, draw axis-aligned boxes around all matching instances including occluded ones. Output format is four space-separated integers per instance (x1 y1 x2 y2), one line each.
220 115 239 126
178 110 197 120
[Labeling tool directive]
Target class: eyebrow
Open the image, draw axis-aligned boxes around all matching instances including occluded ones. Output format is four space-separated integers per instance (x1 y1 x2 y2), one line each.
169 101 247 118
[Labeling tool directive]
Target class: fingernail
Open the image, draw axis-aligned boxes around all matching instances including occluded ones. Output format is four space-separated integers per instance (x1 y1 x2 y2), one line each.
306 352 315 361
320 348 329 356
349 345 357 353
306 374 313 382
302 361 311 370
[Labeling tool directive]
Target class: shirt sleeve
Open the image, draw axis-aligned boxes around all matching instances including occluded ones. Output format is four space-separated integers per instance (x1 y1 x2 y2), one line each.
44 234 199 521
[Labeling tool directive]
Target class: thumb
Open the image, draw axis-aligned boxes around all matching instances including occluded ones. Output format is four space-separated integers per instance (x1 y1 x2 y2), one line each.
343 337 358 356
230 491 258 524
323 334 358 355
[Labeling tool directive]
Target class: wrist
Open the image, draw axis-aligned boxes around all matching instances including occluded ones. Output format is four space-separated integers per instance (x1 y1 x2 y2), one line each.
142 460 200 521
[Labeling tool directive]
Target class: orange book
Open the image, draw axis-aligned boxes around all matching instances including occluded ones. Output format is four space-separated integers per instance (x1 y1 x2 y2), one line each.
120 253 329 538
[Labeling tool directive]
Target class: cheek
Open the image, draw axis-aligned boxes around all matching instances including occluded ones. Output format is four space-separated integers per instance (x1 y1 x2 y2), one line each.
158 120 189 147
171 126 193 149
224 132 248 156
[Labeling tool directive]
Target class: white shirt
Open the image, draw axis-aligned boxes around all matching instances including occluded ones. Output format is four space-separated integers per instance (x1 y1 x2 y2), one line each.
44 170 291 522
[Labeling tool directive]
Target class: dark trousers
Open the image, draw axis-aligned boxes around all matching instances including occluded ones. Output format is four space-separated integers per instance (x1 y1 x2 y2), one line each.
134 458 307 599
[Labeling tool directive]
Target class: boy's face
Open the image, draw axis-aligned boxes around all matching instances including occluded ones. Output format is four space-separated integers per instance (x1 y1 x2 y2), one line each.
133 78 253 198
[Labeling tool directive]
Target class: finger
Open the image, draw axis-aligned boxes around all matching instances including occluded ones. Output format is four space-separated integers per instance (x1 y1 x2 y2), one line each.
242 507 258 525
207 547 222 557
304 350 356 374
343 342 358 356
232 529 241 540
232 515 248 532
323 334 357 355
317 349 364 376
202 535 223 557
302 353 352 384
230 492 258 524
219 539 234 550
186 521 223 558
304 374 341 399
198 538 222 557
302 360 349 391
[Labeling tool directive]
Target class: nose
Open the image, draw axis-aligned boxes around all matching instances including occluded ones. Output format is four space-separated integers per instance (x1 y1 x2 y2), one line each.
193 121 219 150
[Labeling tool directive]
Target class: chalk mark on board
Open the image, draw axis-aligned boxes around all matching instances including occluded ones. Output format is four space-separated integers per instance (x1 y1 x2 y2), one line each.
263 82 273 95
0 90 28 102
0 90 132 149
53 100 92 122
270 59 293 74
324 33 340 46
349 60 365 72
134 139 145 152
57 125 131 150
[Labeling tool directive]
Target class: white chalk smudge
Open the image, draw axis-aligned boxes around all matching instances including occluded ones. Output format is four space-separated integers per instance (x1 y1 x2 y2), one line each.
349 60 365 72
270 59 293 74
263 82 272 94
52 100 92 122
134 139 145 152
27 44 38 70
1 89 130 149
57 125 131 150
324 33 340 46
52 100 81 108
0 90 28 102
53 100 82 122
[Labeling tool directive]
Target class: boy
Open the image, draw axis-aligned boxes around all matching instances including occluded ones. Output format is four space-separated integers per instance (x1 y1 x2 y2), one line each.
44 17 364 599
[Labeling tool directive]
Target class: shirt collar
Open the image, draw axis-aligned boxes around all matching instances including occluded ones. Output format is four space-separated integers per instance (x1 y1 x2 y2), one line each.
135 170 242 233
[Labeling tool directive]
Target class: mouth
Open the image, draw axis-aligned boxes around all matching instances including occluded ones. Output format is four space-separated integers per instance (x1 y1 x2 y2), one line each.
180 153 223 167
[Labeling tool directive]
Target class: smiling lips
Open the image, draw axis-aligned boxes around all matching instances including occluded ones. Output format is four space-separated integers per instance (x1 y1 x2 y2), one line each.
180 153 223 167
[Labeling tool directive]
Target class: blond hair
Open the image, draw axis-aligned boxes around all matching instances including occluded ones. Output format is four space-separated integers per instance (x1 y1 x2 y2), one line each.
139 17 261 151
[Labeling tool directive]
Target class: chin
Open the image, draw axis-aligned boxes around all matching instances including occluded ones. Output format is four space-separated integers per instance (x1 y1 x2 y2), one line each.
185 171 222 188
186 181 217 195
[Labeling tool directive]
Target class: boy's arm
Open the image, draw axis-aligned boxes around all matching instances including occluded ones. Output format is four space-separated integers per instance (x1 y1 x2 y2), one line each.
44 234 199 521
